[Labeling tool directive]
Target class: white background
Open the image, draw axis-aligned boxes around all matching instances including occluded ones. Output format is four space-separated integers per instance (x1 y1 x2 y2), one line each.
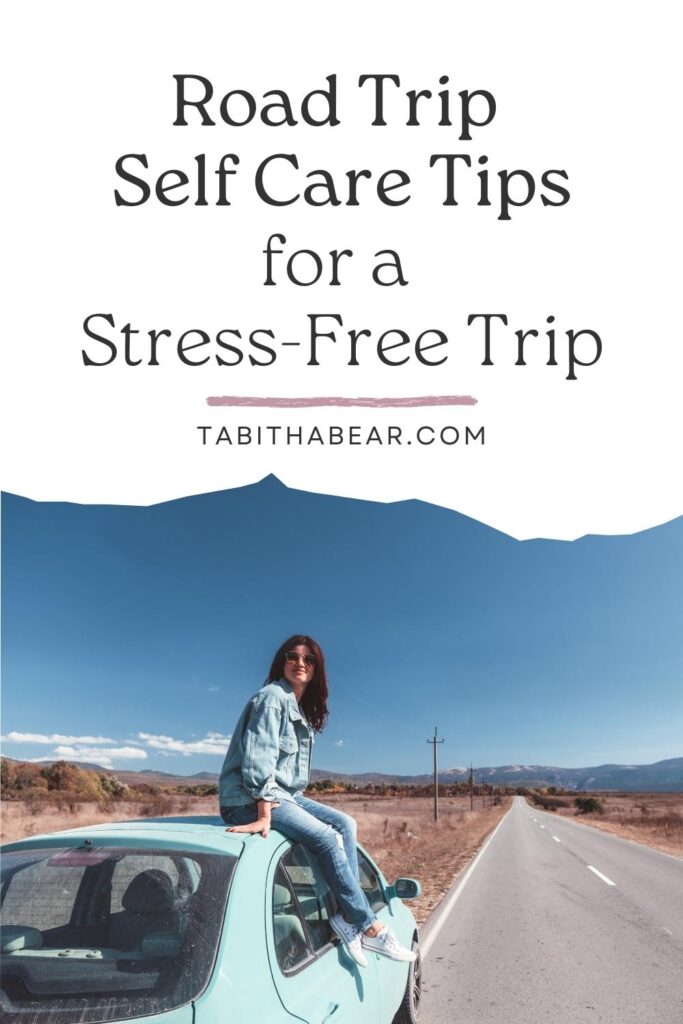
2 1 681 539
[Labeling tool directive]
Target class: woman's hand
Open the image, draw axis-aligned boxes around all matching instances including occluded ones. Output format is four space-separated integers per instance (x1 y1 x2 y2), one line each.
225 799 278 838
226 817 271 839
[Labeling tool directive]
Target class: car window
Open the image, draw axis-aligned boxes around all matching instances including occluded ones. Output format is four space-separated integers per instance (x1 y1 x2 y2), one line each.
273 845 335 973
357 849 387 913
282 845 334 952
0 846 235 1024
272 864 313 973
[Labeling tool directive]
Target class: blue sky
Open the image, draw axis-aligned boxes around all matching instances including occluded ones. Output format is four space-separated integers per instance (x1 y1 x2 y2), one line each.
2 479 682 777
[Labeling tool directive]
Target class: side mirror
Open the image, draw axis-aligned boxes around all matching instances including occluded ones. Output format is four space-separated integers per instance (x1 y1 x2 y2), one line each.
386 877 421 901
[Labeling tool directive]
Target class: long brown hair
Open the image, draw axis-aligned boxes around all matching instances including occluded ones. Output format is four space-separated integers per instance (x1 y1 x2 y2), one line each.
266 635 329 733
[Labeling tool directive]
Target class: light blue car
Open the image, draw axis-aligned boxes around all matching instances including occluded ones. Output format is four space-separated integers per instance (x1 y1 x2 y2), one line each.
0 816 421 1024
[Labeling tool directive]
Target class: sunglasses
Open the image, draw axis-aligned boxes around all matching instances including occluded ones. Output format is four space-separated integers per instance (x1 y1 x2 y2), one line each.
285 651 316 667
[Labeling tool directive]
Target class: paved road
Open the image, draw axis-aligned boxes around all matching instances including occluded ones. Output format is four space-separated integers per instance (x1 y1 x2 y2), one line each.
420 797 683 1024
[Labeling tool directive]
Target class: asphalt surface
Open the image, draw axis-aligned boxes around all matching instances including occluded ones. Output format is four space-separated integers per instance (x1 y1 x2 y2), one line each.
420 797 683 1024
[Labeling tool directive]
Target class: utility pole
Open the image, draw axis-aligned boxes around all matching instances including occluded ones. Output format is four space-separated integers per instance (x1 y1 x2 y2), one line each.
427 727 444 821
469 763 474 811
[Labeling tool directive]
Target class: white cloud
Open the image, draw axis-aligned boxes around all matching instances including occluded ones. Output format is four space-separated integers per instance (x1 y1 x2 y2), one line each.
2 732 115 745
52 746 148 762
333 740 344 747
138 732 231 756
3 729 231 762
207 686 220 693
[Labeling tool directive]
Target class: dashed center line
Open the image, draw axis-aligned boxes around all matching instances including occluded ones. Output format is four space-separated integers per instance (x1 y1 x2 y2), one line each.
587 865 616 887
552 836 561 843
539 825 545 829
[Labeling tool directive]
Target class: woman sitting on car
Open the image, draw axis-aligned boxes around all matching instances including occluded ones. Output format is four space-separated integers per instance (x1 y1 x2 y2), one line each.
219 634 416 969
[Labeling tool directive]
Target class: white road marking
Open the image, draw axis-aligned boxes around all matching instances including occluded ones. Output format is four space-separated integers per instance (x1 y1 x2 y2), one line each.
421 809 510 958
587 865 616 887
552 836 561 843
540 825 545 829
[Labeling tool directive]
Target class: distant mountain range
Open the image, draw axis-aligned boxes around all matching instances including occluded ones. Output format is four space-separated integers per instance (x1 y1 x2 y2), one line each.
5 756 682 791
303 757 683 791
365 758 683 792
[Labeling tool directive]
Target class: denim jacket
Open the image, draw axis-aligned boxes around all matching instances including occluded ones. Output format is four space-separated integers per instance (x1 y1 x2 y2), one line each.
219 679 315 808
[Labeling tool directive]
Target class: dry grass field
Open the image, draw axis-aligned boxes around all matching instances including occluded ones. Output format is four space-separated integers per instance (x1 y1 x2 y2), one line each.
1 793 510 925
0 793 207 845
550 791 683 858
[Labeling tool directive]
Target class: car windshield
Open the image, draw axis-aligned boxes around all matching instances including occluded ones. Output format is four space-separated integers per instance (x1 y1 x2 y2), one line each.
0 845 236 1024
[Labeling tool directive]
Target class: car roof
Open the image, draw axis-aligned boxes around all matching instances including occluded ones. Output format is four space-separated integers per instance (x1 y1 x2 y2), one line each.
1 816 291 857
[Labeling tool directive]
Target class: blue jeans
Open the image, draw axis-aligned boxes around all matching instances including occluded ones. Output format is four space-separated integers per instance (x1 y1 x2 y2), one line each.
221 795 376 931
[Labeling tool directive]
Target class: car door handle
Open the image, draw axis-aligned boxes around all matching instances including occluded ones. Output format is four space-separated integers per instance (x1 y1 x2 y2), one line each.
322 1003 343 1024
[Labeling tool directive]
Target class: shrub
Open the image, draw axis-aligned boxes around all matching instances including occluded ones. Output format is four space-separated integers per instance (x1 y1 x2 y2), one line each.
530 792 567 811
177 783 218 797
98 774 127 799
574 795 604 815
41 761 103 800
1 758 17 794
2 761 48 797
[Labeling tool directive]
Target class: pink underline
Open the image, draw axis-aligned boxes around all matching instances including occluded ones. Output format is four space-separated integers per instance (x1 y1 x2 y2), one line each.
206 395 477 408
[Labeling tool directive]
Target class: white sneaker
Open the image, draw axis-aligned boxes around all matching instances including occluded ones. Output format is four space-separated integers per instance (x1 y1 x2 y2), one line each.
361 927 417 962
330 914 368 968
